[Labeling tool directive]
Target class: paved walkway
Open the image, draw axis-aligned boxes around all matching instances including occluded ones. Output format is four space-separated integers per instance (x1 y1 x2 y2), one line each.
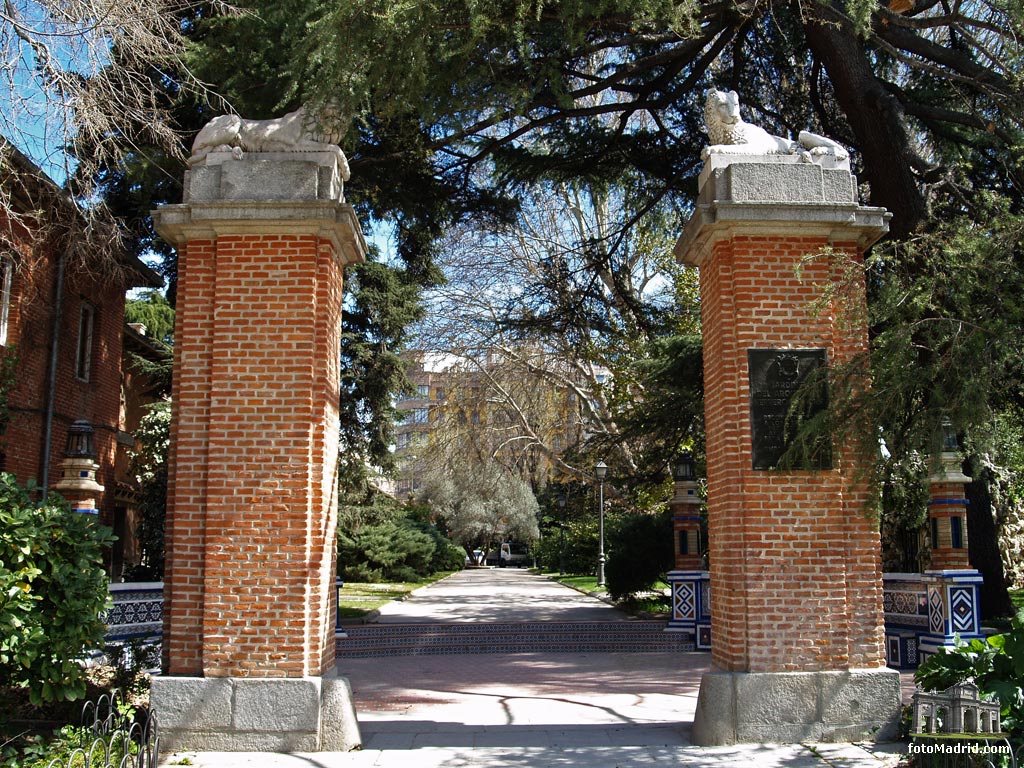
160 569 910 767
373 567 629 624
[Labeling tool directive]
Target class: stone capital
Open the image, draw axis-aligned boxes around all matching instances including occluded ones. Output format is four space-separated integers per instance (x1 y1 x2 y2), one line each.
675 157 891 267
152 200 367 268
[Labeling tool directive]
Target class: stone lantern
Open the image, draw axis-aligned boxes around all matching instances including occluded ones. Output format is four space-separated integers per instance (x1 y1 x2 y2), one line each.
915 418 985 662
665 451 711 648
928 419 972 570
52 419 105 514
671 451 703 570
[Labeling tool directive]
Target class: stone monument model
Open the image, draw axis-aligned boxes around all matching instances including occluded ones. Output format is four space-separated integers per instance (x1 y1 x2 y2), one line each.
675 90 901 744
149 108 365 751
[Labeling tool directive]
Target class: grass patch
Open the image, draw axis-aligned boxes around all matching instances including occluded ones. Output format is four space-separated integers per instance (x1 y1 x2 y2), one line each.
337 570 457 618
548 573 600 594
547 573 671 615
619 593 671 614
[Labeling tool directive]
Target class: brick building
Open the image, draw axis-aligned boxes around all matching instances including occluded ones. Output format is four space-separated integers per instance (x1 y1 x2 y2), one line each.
0 138 162 574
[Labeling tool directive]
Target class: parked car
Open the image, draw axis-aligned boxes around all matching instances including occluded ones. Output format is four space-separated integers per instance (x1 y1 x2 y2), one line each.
499 542 530 567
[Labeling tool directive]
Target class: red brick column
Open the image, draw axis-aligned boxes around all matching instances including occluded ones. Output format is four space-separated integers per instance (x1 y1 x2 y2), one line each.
676 155 899 744
162 231 353 678
695 233 884 672
151 150 365 751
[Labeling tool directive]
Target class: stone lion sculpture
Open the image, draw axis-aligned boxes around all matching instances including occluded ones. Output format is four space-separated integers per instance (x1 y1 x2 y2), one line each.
189 107 351 179
702 89 848 163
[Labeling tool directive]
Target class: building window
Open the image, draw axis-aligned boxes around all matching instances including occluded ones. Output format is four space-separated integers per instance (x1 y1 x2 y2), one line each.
0 257 11 346
76 302 95 381
435 387 445 401
679 530 689 556
412 408 428 424
417 384 429 398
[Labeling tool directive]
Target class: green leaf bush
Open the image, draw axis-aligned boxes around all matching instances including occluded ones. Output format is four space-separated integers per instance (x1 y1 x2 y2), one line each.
534 517 599 575
914 608 1024 742
0 473 113 704
604 510 674 601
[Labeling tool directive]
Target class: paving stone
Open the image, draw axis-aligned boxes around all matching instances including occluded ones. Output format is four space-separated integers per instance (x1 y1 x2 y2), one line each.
159 569 912 768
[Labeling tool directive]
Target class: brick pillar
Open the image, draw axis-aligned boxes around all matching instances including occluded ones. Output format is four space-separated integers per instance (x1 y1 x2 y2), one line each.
150 149 365 751
676 154 901 744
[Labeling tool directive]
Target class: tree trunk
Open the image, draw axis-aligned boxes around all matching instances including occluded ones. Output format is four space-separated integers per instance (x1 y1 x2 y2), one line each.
966 461 1014 620
802 3 927 238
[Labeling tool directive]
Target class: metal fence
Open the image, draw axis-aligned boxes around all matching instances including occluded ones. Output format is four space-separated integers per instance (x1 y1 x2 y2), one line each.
40 690 158 768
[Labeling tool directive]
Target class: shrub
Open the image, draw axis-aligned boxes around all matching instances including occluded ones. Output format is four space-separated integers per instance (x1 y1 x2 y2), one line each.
0 474 114 704
915 608 1024 742
339 519 437 582
604 510 674 601
535 517 599 574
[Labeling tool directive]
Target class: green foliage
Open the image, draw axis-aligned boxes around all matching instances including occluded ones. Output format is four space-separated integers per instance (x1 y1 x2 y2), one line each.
125 402 170 580
535 516 599 575
0 348 17 438
981 410 1024 592
422 460 540 553
102 639 159 700
860 198 1024 609
0 474 113 704
125 290 175 345
0 700 145 768
867 198 1024 449
878 451 930 572
915 609 1024 741
337 485 464 580
604 509 674 600
339 518 455 583
614 334 704 481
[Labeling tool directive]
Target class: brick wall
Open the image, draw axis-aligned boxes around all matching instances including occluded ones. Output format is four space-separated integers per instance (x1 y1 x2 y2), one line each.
166 233 345 678
700 234 885 673
1 227 126 531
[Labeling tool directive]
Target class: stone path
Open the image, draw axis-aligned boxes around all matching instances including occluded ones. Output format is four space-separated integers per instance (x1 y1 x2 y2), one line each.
373 567 629 623
160 569 910 767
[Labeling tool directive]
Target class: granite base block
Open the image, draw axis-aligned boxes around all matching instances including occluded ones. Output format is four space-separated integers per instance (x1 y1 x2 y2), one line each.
691 668 901 746
150 674 361 752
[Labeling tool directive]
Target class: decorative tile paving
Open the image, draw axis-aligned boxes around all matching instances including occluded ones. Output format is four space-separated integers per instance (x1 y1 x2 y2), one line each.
337 621 696 658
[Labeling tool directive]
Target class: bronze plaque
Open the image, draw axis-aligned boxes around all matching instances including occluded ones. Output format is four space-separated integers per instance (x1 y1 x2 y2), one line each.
748 349 831 470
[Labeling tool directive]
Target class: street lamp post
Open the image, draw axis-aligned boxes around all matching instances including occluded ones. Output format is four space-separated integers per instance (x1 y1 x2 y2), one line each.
558 495 567 576
595 460 607 587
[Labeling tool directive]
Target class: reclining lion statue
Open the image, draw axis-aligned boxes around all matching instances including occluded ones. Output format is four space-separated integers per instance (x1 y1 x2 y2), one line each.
702 89 848 163
189 107 351 180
